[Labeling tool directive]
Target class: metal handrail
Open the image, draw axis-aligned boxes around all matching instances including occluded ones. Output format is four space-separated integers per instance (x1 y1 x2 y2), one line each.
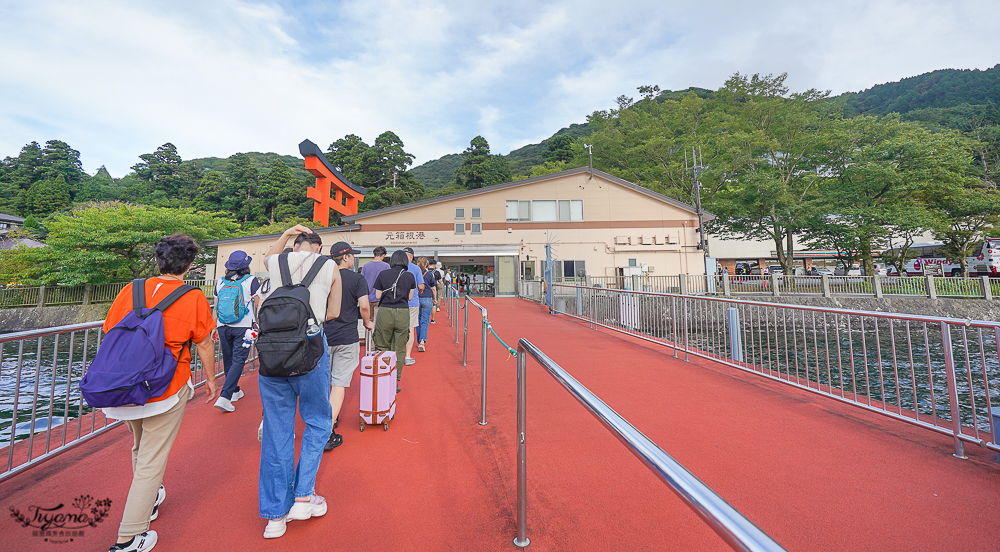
514 338 786 551
550 283 1000 459
1 320 229 482
448 284 490 426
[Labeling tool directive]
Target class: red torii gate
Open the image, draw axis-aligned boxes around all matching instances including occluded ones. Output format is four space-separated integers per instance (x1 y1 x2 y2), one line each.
298 139 367 226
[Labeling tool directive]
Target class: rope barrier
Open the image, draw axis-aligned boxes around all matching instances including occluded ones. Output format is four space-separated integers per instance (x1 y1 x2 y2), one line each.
487 322 517 358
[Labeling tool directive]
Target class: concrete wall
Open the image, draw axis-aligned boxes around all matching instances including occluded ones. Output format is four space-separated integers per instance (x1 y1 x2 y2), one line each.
0 304 111 332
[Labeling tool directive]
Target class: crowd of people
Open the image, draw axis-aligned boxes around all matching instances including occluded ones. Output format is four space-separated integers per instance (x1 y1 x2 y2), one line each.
102 226 455 551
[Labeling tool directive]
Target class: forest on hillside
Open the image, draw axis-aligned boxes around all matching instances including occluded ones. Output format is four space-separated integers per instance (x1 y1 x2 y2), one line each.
1 65 998 284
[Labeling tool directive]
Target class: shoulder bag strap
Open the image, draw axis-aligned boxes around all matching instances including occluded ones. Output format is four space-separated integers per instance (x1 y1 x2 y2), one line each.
153 284 198 313
300 255 329 288
278 253 293 287
131 279 146 316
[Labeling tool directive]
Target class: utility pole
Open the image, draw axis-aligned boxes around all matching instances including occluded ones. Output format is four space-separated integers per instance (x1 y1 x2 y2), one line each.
685 146 710 276
583 144 594 179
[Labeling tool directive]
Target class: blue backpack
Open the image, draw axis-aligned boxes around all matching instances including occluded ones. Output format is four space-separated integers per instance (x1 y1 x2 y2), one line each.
80 279 197 408
217 274 251 325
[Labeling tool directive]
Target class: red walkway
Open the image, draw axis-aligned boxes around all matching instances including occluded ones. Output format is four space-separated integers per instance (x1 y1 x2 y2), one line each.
3 298 1000 551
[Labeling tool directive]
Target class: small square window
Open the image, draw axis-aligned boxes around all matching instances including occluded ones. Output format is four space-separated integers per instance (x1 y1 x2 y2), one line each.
455 208 465 219
455 223 465 234
471 223 482 234
471 208 481 219
629 258 637 267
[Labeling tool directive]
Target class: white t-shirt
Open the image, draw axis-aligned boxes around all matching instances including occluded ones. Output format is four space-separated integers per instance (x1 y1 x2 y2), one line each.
264 252 336 320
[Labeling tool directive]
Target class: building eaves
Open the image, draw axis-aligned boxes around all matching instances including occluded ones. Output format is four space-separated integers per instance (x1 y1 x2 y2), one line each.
342 166 714 222
0 213 25 223
298 140 368 196
202 224 362 246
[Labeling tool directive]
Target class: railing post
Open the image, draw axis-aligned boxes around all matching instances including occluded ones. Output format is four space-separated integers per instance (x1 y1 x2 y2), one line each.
873 275 883 299
37 285 46 308
462 297 469 366
926 275 937 300
514 348 529 548
454 294 460 344
632 274 641 292
981 276 993 300
682 296 689 361
576 285 583 316
480 313 488 426
940 322 967 459
770 274 780 297
821 274 831 298
82 284 92 306
671 296 678 358
722 275 731 297
679 275 688 296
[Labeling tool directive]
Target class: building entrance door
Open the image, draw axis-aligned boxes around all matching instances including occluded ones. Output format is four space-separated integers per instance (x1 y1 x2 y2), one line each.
496 256 516 296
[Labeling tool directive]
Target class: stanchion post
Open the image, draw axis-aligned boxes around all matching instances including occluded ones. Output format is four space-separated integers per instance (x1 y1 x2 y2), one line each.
480 313 488 426
941 322 967 459
514 347 529 548
462 298 469 366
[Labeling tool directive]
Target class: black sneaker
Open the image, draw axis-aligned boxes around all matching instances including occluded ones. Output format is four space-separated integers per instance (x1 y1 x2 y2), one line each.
109 531 157 552
324 431 343 451
396 385 401 393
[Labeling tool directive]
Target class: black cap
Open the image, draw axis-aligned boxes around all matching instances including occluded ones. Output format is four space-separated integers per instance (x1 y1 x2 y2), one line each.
330 241 361 256
403 247 415 254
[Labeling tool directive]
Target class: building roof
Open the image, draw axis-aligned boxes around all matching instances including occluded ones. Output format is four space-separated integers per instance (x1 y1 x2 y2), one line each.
0 213 25 223
0 235 45 250
201 224 362 246
298 139 368 196
342 166 715 223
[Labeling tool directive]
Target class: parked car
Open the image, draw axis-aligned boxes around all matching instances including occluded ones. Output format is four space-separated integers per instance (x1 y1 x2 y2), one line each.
814 267 835 276
768 265 783 275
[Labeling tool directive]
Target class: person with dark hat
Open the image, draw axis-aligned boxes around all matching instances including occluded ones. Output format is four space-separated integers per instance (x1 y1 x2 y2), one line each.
322 241 373 450
211 250 261 413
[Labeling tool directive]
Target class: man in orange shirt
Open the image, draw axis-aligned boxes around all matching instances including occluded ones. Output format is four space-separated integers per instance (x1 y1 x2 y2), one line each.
104 234 218 552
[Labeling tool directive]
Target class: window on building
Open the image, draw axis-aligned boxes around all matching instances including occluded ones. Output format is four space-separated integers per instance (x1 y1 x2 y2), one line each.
471 207 481 219
471 223 482 234
560 260 586 278
505 200 531 222
532 200 557 222
455 208 465 219
558 200 584 221
455 223 465 234
629 258 637 267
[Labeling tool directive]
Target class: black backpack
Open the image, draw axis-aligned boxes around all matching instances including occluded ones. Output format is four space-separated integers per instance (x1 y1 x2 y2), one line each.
256 253 329 378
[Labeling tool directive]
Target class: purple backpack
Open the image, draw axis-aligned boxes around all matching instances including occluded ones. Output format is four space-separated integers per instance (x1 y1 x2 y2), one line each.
80 279 197 408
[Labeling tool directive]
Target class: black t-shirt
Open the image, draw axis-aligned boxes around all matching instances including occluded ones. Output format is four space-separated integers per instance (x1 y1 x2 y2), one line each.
324 268 369 346
373 267 416 309
420 270 437 298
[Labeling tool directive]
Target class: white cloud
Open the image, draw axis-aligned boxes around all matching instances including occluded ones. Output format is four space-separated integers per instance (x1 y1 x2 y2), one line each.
0 0 998 177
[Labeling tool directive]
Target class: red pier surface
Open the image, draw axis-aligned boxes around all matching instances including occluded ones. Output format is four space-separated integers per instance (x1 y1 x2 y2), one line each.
3 298 1000 551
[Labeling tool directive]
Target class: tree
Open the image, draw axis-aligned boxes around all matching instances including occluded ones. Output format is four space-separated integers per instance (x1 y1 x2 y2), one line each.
709 73 833 274
130 143 199 202
455 136 511 189
0 140 87 212
5 202 238 285
258 159 294 224
810 115 970 275
544 134 575 163
363 131 415 188
227 153 264 225
929 185 1000 276
327 134 370 184
17 174 72 216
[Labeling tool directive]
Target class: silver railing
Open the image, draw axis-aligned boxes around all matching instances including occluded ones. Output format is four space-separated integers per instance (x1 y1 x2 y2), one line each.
451 284 490 426
589 274 1000 300
550 284 1000 459
0 279 215 309
1 321 231 482
514 338 786 551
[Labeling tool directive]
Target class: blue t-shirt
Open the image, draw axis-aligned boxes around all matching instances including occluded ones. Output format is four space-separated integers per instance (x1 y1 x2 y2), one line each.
360 259 389 303
407 262 423 307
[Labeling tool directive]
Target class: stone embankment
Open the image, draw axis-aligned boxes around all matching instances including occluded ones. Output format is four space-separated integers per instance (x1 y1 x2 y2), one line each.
0 304 111 332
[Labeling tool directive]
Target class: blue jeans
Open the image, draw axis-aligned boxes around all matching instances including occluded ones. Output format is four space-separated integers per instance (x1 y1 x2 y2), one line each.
258 346 333 519
218 326 250 400
417 297 434 342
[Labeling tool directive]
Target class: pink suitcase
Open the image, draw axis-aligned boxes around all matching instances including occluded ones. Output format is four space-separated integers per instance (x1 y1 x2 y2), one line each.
360 350 396 431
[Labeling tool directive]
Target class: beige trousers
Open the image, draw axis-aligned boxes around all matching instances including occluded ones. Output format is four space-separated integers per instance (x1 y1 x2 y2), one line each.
118 384 190 538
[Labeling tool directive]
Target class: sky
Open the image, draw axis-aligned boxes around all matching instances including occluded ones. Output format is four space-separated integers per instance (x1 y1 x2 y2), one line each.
1 0 999 177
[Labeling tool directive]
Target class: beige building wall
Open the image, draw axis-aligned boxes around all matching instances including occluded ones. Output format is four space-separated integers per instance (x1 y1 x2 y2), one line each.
205 169 708 281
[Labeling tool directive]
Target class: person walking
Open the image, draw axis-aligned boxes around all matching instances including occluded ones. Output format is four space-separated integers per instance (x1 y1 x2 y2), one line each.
416 257 437 352
372 250 416 392
258 225 342 539
402 247 424 366
323 241 373 451
360 246 389 326
211 250 260 413
104 234 218 552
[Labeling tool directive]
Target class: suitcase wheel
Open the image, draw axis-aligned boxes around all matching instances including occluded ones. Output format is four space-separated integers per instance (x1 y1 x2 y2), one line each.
383 422 389 432
359 421 365 432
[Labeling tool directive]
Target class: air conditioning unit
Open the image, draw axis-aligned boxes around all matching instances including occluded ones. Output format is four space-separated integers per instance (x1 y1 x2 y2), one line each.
614 236 630 245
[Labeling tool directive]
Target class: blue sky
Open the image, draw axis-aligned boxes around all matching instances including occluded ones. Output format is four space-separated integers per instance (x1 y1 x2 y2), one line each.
1 0 998 176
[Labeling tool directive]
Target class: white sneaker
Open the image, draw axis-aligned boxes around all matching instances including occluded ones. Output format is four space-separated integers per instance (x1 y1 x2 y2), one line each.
149 485 165 521
214 396 234 413
404 357 416 366
287 495 327 520
109 531 157 551
417 342 425 352
258 420 263 442
263 518 287 539
231 390 244 403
